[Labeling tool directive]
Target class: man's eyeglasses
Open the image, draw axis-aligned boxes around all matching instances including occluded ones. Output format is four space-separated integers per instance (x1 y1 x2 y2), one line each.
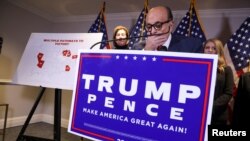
145 19 172 32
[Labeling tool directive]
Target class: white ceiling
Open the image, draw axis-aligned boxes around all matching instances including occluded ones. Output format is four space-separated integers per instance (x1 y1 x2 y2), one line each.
7 0 250 19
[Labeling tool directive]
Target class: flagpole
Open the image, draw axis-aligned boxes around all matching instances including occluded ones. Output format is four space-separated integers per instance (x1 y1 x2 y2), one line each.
173 0 206 43
98 2 105 32
187 0 194 36
99 1 111 49
139 0 148 42
191 0 207 39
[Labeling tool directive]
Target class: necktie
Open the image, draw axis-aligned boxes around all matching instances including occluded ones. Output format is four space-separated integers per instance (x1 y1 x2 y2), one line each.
157 45 168 51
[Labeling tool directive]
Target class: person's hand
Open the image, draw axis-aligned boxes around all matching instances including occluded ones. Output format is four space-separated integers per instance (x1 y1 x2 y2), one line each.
144 34 167 50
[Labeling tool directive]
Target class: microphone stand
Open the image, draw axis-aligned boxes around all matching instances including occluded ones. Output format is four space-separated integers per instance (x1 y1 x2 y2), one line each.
90 28 171 49
90 34 148 49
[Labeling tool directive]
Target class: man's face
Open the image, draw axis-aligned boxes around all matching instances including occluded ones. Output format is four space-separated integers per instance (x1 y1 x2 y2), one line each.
145 8 173 35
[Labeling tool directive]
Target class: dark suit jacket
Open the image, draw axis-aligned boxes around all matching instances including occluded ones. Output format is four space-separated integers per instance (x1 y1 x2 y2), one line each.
211 66 234 125
232 72 250 127
132 34 203 53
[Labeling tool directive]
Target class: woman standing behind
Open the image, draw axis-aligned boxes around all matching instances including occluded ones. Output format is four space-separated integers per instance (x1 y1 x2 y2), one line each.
112 25 129 49
203 38 234 125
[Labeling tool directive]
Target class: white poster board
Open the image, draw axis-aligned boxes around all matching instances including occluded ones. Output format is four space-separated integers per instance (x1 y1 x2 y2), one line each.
13 33 103 90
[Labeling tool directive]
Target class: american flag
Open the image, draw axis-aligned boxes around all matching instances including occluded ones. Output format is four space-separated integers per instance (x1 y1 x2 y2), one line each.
224 17 250 122
88 2 110 49
128 1 148 49
174 3 206 43
224 16 250 87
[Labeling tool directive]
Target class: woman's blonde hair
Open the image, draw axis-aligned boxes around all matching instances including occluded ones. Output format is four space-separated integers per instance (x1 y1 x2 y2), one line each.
204 38 227 73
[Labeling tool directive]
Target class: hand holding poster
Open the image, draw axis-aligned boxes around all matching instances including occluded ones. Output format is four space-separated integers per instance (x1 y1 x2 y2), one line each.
68 50 218 141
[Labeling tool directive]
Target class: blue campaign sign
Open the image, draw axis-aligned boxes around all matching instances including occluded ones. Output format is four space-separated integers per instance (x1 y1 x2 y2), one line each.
68 50 218 141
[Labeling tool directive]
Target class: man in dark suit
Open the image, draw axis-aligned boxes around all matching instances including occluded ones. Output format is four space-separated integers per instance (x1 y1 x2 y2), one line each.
132 6 202 53
232 71 250 127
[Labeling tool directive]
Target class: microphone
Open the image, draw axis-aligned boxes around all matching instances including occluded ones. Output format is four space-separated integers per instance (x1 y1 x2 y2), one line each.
90 27 171 49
